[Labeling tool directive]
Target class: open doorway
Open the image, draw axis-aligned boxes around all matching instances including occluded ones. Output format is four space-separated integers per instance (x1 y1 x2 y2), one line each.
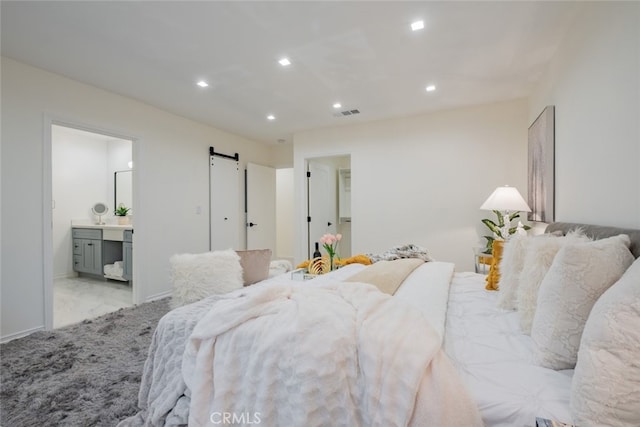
306 155 351 260
50 124 134 328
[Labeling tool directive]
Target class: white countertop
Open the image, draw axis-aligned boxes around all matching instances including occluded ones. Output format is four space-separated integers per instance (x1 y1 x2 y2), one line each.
71 220 133 230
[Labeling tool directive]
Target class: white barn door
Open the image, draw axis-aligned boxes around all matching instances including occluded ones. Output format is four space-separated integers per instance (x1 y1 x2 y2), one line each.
246 163 276 253
210 153 240 250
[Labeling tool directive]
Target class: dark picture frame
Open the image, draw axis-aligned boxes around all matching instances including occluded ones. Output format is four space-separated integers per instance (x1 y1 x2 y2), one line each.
528 105 555 222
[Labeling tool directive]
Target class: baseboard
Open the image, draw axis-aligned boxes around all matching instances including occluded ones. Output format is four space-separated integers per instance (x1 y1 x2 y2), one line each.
1 325 45 344
145 290 172 303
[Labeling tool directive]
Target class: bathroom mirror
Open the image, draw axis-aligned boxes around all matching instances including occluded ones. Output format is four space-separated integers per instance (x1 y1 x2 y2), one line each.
92 202 108 224
114 170 133 214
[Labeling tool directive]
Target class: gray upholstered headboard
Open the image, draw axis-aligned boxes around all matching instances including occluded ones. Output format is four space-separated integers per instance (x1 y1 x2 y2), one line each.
545 222 640 259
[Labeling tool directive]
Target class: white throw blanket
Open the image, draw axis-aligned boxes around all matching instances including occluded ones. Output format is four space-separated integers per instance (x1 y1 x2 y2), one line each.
183 281 482 427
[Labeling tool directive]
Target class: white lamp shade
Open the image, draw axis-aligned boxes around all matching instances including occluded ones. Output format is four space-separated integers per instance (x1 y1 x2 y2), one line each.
480 186 531 212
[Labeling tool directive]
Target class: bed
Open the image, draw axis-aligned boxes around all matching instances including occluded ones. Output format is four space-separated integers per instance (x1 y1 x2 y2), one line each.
120 222 640 427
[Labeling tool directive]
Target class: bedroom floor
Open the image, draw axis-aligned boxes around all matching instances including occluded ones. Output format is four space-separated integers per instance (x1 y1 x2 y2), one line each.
54 276 133 328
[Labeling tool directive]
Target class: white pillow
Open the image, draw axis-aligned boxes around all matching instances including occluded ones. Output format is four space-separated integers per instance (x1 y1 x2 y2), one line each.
571 256 640 426
531 234 634 369
169 249 243 309
496 234 529 310
517 232 590 334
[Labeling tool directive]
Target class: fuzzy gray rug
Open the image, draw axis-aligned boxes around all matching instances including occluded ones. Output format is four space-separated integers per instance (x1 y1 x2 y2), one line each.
0 298 171 427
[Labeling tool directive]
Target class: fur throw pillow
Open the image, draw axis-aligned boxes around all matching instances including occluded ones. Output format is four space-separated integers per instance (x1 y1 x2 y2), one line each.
170 249 243 309
517 231 591 334
496 234 529 310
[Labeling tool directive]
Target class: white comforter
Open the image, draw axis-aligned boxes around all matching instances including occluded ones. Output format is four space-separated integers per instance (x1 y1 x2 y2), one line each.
184 281 482 427
444 272 574 426
120 263 482 427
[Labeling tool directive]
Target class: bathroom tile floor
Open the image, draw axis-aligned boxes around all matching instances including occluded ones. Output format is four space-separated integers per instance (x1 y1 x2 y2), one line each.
54 276 133 329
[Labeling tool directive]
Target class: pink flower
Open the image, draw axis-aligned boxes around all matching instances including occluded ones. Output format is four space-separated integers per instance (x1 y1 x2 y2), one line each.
319 233 340 259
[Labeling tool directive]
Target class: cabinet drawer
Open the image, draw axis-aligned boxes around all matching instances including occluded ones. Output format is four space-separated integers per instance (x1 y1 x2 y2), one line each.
73 255 82 271
72 228 102 239
73 240 82 255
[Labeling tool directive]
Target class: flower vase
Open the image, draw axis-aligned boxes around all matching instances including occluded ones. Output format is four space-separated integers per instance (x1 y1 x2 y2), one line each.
329 255 340 271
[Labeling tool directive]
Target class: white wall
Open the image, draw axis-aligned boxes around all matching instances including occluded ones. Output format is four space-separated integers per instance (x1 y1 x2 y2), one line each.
1 57 274 340
107 138 133 213
529 2 639 228
294 99 529 271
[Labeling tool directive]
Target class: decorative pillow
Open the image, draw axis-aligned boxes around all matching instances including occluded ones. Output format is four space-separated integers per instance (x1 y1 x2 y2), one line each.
531 234 634 369
169 249 243 309
236 249 272 285
571 256 640 426
496 234 529 310
517 231 590 334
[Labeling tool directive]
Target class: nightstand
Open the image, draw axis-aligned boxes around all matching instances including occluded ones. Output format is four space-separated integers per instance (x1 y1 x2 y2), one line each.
473 248 492 274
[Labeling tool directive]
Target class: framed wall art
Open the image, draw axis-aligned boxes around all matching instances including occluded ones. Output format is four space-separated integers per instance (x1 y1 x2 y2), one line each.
528 105 555 222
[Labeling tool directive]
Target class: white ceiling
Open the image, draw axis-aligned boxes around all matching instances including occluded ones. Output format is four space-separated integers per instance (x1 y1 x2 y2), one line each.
1 1 581 145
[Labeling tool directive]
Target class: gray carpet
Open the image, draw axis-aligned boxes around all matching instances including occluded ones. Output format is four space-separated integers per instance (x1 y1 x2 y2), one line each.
0 298 171 427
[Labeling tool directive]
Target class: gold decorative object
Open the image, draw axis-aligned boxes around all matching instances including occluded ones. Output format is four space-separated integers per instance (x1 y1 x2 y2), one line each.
308 257 330 275
485 240 504 291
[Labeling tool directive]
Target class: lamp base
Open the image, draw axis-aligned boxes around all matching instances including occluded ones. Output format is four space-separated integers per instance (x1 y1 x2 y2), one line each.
485 240 504 291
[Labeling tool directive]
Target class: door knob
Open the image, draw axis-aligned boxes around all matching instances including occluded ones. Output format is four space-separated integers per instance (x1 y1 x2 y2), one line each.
248 222 257 227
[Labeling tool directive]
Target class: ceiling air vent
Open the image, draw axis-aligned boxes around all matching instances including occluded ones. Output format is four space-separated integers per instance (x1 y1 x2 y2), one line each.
333 109 361 118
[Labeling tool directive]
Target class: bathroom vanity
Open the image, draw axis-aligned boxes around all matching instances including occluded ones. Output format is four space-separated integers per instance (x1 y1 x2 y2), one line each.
72 224 133 282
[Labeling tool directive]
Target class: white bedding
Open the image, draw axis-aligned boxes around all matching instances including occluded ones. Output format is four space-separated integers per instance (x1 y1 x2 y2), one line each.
120 261 472 427
444 271 574 427
184 274 481 427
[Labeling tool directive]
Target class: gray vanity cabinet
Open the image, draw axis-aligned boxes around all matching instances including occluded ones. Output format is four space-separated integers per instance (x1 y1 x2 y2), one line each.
122 230 133 281
72 228 103 275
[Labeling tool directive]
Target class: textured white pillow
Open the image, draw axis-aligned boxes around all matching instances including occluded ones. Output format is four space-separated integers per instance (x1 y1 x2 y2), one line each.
517 232 590 334
571 256 640 426
496 234 529 310
531 234 634 369
170 249 243 309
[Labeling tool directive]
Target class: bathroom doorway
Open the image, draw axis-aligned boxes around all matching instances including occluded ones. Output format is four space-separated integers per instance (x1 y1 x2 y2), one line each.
49 123 135 328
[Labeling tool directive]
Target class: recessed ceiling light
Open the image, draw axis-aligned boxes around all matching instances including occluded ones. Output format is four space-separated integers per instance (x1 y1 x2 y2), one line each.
411 20 424 31
333 102 342 109
267 114 276 121
196 80 209 88
425 84 436 92
278 58 291 66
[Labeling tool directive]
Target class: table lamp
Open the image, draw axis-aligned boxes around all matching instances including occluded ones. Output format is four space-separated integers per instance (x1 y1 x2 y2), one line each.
480 185 531 290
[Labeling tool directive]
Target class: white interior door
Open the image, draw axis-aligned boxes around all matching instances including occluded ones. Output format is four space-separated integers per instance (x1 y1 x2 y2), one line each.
210 156 240 250
246 163 276 253
307 161 337 258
